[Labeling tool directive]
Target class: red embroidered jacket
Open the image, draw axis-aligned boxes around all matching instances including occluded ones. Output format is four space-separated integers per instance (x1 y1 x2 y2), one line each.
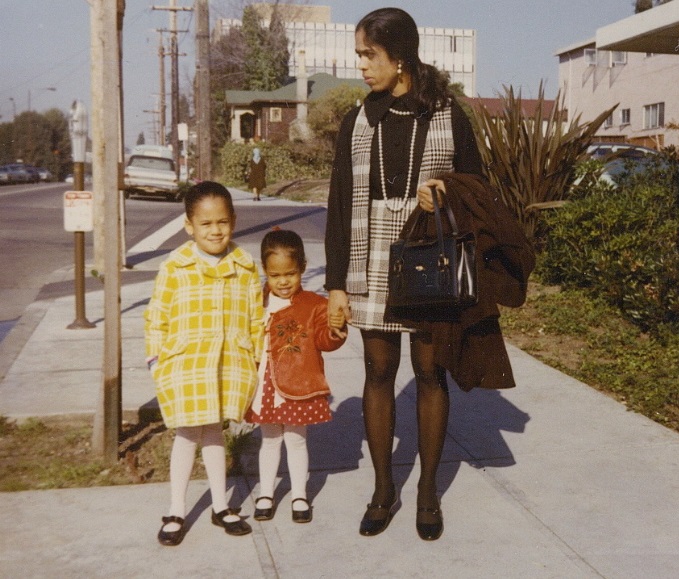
266 290 346 400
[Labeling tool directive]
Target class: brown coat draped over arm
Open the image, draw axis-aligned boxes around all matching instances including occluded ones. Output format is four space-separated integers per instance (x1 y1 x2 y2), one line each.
395 172 536 392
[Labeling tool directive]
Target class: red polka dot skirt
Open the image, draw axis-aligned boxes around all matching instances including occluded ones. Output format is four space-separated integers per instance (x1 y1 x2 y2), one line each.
245 364 332 426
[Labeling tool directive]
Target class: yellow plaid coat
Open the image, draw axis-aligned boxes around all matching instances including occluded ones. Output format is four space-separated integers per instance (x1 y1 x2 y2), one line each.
145 241 264 428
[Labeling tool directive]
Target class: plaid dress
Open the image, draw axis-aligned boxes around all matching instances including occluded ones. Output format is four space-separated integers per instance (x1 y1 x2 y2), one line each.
347 103 455 332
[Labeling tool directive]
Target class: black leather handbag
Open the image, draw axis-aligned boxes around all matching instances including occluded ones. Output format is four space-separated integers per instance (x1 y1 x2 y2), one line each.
387 187 477 320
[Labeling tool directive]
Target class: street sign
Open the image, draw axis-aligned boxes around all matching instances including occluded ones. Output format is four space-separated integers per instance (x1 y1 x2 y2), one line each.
64 190 94 232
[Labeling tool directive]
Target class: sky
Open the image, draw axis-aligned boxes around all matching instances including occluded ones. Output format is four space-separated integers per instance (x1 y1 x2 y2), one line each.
0 0 635 150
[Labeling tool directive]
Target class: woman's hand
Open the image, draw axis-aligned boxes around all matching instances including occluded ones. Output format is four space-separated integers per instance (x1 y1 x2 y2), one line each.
328 289 350 339
416 179 447 213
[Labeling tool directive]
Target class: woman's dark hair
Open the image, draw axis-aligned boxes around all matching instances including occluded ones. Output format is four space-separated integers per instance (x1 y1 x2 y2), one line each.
261 229 306 270
184 181 234 219
356 8 451 116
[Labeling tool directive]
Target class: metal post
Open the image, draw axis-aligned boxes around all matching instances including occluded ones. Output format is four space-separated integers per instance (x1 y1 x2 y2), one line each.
68 164 95 329
68 100 95 330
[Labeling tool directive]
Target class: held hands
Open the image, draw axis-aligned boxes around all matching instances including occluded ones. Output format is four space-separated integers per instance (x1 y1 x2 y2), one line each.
328 289 350 339
416 179 447 213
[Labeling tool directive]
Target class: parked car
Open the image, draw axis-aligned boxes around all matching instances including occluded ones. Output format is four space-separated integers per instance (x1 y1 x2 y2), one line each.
123 154 180 201
586 142 659 160
0 167 10 184
36 167 53 181
580 143 664 187
3 164 31 183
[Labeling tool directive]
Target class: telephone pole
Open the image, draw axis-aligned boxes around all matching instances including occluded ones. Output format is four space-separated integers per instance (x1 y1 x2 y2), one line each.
158 31 167 146
195 0 211 180
90 0 123 463
153 1 192 177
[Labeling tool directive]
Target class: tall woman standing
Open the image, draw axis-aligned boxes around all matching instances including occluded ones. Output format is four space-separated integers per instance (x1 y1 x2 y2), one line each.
324 8 485 541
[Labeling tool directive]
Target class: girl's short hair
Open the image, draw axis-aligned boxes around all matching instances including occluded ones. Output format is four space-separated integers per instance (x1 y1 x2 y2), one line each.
184 181 234 219
261 229 306 270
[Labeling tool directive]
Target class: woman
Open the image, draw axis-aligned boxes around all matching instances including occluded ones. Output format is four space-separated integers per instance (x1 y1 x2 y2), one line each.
248 147 266 201
324 8 486 541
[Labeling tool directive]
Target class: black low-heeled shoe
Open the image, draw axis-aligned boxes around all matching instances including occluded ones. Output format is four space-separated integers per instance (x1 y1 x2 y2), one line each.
211 508 252 536
359 488 398 537
254 496 275 521
416 506 443 541
158 515 186 546
291 498 312 523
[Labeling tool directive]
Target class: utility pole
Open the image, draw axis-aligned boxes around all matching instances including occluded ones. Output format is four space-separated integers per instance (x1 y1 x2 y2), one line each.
158 31 167 146
90 0 122 464
195 0 211 180
153 1 192 178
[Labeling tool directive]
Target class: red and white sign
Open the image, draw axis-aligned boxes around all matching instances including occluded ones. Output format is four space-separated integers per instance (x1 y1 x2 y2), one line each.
63 190 94 232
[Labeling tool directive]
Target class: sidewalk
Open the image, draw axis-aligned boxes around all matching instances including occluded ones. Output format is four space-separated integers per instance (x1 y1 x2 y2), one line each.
2 188 679 578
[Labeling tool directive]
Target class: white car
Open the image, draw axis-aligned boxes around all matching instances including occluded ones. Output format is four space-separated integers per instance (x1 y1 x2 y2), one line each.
123 154 180 201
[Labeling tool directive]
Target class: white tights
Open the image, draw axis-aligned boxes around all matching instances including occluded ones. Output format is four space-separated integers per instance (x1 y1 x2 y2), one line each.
167 423 231 525
258 424 308 510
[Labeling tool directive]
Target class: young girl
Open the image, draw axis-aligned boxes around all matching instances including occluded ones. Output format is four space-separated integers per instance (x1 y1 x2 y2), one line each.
145 181 264 546
245 229 346 523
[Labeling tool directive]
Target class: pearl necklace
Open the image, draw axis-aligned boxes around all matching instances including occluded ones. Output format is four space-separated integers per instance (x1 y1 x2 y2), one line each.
378 109 417 212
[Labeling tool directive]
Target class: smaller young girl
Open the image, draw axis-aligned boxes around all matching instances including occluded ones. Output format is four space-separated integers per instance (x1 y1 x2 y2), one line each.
145 181 264 546
245 229 346 523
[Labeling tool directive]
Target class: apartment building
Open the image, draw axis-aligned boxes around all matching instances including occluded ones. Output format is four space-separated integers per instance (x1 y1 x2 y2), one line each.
214 4 476 96
555 2 679 149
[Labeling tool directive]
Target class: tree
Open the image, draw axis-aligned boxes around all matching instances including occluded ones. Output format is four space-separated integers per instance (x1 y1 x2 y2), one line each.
635 0 672 12
308 85 368 144
242 4 288 91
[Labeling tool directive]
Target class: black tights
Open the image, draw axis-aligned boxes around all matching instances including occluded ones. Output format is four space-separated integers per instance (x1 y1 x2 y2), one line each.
361 330 449 511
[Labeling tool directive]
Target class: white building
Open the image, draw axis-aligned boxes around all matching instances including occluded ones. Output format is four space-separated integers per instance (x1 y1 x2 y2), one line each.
214 4 477 97
555 2 679 149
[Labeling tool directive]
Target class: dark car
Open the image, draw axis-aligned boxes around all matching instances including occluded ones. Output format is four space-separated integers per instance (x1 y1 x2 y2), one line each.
3 164 30 183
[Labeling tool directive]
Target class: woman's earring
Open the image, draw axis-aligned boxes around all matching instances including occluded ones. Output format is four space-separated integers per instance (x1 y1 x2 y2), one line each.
397 61 403 77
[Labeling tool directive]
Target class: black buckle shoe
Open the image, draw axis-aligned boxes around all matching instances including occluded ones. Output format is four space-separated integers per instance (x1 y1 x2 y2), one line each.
254 497 275 521
158 515 185 546
211 508 252 536
416 506 443 541
291 498 312 523
359 489 398 537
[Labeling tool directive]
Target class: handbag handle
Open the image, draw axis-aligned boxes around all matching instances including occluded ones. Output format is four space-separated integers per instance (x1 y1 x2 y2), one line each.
402 186 460 241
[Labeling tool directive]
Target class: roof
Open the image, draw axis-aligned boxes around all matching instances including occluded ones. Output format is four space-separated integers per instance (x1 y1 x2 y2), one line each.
596 1 679 54
225 73 366 106
462 97 556 118
554 38 596 57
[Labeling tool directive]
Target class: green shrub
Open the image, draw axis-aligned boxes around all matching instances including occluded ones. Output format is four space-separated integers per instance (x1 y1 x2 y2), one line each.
218 140 333 186
538 171 679 333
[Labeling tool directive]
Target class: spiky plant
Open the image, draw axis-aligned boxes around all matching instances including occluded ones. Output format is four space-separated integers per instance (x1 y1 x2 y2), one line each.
470 83 615 241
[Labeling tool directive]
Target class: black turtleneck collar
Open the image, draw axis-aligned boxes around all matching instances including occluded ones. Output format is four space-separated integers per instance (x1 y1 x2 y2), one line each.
363 91 421 127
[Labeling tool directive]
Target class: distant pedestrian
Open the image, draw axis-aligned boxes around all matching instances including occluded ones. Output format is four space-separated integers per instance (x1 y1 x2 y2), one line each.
145 181 265 546
245 229 346 523
248 147 266 201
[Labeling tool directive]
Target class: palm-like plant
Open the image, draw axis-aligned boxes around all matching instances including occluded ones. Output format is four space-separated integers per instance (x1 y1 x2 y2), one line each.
470 83 616 241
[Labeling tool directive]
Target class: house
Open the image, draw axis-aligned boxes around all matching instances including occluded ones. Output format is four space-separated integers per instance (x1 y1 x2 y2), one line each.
224 71 365 143
555 2 679 149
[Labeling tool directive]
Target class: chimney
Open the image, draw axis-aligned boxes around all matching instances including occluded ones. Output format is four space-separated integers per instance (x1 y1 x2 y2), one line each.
296 49 308 121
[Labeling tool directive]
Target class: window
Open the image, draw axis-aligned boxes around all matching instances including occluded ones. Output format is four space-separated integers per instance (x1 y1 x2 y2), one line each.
604 113 613 128
269 108 282 123
621 108 630 126
644 103 665 129
611 51 626 66
584 48 597 66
